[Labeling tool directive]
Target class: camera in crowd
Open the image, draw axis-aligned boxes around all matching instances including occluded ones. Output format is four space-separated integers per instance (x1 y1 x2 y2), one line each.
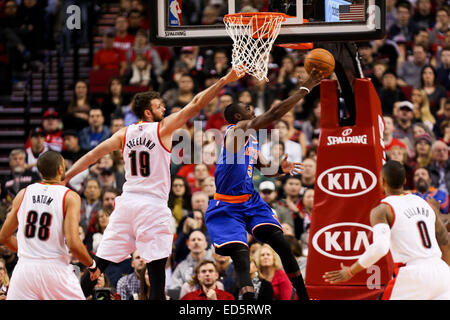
92 288 114 300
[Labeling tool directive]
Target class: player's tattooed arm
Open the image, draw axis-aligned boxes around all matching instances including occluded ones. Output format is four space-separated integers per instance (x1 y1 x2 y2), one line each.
427 195 450 266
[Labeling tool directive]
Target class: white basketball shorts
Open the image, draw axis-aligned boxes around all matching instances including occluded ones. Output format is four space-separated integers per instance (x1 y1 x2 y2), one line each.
96 193 174 263
382 257 450 300
7 257 85 300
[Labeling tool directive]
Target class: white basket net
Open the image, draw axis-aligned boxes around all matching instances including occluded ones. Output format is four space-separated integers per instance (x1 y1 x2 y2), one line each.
224 13 286 81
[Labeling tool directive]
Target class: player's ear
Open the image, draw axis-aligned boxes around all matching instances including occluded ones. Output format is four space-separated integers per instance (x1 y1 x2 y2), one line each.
58 161 65 176
143 109 152 121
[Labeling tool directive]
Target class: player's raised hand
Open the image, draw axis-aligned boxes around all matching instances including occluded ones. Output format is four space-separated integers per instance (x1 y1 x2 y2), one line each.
323 263 353 284
225 66 247 83
302 68 325 89
280 154 304 176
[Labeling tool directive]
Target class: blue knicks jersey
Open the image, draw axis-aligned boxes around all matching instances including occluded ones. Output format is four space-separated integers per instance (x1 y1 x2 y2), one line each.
214 125 259 196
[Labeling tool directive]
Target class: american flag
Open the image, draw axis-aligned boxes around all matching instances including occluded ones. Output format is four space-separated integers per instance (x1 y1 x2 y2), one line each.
339 4 365 21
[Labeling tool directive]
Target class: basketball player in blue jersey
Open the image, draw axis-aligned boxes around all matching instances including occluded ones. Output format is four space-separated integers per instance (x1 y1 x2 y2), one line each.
205 69 324 301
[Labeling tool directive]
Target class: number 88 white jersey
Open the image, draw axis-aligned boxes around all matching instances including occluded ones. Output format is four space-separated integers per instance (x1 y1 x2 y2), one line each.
121 122 171 202
381 193 442 264
16 183 71 262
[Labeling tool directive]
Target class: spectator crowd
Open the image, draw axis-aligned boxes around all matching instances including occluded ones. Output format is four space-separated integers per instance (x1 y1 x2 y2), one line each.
0 0 449 300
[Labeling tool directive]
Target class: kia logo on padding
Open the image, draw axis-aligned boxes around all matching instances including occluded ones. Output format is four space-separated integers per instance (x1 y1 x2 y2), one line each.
317 165 377 197
342 128 352 136
312 222 372 260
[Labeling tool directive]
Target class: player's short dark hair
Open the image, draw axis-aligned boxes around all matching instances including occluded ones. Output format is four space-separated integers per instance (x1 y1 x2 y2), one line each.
37 151 64 179
224 103 241 124
132 91 161 120
381 160 406 189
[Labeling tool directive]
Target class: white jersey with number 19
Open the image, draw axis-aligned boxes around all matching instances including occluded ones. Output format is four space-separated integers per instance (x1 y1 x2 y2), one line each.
97 121 173 264
122 121 171 202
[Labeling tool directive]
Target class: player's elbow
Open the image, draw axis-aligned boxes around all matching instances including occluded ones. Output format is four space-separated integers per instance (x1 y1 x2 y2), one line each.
374 240 390 258
0 233 6 245
65 236 80 252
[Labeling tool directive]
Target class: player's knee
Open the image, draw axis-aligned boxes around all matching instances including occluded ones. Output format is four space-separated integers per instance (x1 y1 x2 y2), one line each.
253 224 284 243
257 226 292 256
220 243 250 270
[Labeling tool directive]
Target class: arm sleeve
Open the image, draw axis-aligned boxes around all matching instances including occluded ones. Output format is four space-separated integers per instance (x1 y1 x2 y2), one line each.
357 223 391 269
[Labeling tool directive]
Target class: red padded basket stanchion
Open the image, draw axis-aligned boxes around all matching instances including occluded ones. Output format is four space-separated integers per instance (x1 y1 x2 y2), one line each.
305 79 394 300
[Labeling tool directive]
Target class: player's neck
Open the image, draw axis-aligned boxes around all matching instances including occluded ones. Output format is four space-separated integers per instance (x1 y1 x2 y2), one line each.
386 188 404 196
41 178 61 185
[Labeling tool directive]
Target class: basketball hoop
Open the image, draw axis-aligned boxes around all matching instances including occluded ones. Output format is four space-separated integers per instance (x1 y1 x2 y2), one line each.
224 12 288 81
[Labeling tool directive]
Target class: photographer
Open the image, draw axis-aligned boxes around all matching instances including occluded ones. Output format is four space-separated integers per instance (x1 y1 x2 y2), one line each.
88 272 119 300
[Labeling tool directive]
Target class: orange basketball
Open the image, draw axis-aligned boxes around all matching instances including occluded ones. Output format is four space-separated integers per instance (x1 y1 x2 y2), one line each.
304 48 335 77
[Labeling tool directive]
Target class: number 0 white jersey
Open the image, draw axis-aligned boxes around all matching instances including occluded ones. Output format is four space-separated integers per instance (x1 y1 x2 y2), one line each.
122 122 171 202
16 183 71 262
381 193 442 264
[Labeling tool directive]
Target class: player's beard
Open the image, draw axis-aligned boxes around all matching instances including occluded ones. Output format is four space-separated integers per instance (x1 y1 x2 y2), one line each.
151 110 164 122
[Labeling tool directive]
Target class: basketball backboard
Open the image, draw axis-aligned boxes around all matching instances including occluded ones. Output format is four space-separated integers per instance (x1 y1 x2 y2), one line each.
149 0 385 47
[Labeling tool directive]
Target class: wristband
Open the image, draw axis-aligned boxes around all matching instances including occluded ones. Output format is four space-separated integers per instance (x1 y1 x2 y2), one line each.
88 259 97 272
299 86 310 93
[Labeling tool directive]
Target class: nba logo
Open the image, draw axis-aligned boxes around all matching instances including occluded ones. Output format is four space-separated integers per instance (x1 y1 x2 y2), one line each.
168 0 182 26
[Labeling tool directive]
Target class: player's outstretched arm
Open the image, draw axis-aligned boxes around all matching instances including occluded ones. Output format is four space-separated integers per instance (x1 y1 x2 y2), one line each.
63 190 99 279
0 189 25 252
159 68 245 140
63 128 125 184
426 196 450 266
234 69 323 132
323 204 392 283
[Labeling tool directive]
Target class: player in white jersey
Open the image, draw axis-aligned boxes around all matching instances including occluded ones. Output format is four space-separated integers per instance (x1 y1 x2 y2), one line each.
63 68 244 300
0 151 100 300
323 160 450 300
